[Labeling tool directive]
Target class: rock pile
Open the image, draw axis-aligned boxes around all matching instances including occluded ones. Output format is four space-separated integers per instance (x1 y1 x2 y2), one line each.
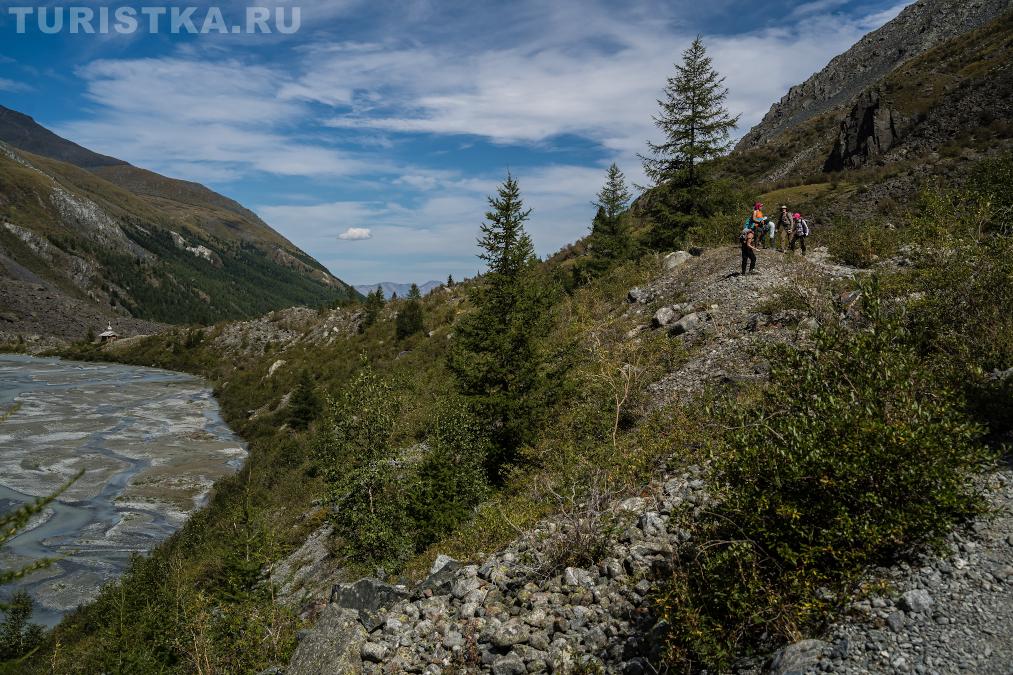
286 469 713 674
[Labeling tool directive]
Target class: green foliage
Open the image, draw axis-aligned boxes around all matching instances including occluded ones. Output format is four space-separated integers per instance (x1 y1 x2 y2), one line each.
395 284 425 340
288 370 321 431
317 365 416 570
575 165 637 283
824 219 899 268
657 279 991 670
0 592 43 663
640 36 738 186
909 235 1013 434
408 400 490 545
450 173 555 472
317 367 489 572
637 36 740 251
362 287 386 329
644 175 744 250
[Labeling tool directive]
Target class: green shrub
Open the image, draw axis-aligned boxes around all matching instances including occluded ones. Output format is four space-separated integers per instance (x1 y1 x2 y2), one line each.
909 236 1013 434
408 399 490 544
658 278 991 670
0 592 43 663
824 220 899 267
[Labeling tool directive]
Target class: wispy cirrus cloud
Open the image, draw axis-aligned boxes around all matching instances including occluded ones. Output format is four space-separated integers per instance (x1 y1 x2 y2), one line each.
0 77 31 92
56 57 371 179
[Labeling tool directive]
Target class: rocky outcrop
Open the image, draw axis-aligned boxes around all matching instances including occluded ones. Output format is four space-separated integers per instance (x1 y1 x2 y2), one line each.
737 0 1013 150
289 468 713 674
286 606 367 675
824 89 911 171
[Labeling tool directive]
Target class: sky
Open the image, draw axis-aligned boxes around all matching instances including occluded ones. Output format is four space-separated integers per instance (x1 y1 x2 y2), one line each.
0 0 910 285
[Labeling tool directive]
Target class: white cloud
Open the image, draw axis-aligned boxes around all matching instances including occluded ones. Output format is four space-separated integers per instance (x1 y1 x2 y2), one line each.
298 1 909 156
56 56 369 179
338 227 373 240
0 78 31 92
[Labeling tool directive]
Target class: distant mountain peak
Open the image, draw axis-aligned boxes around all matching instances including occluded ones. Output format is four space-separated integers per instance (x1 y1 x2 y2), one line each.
354 281 443 299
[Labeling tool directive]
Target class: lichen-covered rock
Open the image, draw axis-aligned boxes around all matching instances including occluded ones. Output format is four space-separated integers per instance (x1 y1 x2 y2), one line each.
286 606 366 675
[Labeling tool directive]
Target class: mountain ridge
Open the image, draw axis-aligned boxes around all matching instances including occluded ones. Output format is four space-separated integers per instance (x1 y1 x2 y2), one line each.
736 0 1013 150
0 106 358 334
353 280 443 299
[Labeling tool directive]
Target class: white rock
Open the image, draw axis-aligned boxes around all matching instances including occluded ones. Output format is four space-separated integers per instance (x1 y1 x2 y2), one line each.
663 250 693 271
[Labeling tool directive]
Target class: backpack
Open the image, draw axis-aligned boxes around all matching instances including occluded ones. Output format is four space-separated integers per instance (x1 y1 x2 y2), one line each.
739 227 751 244
798 219 810 236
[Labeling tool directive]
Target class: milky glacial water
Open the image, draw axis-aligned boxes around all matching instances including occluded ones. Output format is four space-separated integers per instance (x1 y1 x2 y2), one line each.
0 354 246 626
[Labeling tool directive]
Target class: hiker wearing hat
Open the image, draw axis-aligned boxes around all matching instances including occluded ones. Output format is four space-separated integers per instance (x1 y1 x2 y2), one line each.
777 205 793 252
790 212 810 254
751 202 768 248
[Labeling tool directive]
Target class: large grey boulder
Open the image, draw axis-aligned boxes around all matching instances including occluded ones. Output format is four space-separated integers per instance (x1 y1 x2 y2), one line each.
286 606 366 675
668 312 707 336
899 588 933 614
663 250 693 271
768 639 829 675
330 578 409 630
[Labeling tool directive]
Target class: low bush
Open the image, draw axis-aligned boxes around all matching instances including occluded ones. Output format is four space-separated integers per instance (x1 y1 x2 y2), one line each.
823 219 900 267
657 278 991 670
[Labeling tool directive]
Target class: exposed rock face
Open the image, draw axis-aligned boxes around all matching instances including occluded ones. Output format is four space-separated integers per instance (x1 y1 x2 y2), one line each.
824 89 910 171
737 0 1013 150
286 606 366 675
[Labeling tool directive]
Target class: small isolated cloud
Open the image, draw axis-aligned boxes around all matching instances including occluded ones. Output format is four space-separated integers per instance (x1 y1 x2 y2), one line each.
338 227 373 240
0 78 31 92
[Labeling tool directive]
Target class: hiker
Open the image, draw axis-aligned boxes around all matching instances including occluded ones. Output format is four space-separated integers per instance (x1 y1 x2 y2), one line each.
790 212 810 254
777 205 793 251
751 202 768 248
740 223 757 275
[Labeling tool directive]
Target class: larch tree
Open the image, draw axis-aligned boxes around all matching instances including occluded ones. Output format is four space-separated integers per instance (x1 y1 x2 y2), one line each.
640 36 739 186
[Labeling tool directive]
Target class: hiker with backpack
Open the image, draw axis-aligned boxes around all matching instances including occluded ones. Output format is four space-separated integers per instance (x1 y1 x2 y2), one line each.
790 212 810 254
777 205 793 251
740 223 757 275
751 202 769 248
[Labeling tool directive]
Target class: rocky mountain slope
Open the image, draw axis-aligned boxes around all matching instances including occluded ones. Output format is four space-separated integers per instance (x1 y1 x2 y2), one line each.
0 107 357 337
730 0 1013 185
738 0 1011 150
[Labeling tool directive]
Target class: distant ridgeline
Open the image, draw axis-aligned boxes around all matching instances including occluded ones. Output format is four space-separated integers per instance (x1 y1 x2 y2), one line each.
0 105 357 333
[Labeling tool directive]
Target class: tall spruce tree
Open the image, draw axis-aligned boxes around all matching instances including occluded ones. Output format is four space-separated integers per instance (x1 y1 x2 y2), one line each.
583 164 634 280
288 370 320 430
640 36 739 186
395 283 424 340
449 173 549 473
362 286 385 328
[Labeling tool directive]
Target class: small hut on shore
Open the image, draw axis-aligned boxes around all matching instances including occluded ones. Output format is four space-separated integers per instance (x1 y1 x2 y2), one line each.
98 324 119 343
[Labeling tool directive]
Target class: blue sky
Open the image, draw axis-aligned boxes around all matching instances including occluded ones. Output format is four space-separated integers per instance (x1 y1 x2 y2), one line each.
0 0 909 284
